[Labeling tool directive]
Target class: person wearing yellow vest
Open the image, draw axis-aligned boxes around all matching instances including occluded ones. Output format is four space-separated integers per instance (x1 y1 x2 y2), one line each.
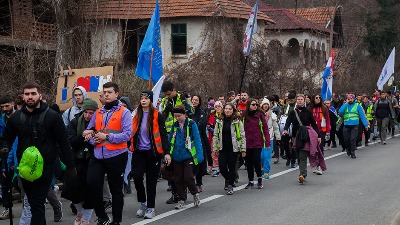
130 90 170 220
160 81 193 205
213 102 246 195
169 105 203 210
338 93 369 159
362 96 374 146
83 82 132 225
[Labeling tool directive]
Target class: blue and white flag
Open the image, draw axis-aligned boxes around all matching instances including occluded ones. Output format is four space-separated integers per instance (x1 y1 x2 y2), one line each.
243 0 258 56
321 50 335 101
377 47 395 91
135 0 163 83
152 75 165 108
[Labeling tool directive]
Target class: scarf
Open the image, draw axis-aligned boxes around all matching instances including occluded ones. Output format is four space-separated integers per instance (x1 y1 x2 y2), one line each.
104 100 119 110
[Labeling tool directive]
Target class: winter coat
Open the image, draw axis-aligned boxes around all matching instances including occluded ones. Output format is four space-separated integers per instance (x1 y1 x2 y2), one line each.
265 110 281 141
213 118 246 153
243 112 270 148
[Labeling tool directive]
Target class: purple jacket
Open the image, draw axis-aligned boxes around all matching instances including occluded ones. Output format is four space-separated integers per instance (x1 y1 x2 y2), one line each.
243 112 270 149
87 101 132 159
302 126 327 171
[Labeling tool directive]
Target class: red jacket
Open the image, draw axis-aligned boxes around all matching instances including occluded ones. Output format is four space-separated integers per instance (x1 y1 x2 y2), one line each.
243 112 270 149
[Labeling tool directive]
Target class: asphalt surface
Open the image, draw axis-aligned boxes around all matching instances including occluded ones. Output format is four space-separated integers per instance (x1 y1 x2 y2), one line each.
6 133 400 225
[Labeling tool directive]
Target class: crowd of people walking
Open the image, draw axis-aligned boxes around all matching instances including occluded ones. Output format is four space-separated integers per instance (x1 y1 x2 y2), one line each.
0 80 399 224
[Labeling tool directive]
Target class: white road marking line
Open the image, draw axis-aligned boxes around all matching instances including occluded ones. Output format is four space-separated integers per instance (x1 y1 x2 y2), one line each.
132 133 400 224
132 195 223 225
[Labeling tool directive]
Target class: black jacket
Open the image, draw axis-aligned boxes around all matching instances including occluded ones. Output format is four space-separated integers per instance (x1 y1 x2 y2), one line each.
67 112 93 161
192 107 211 157
132 111 170 155
1 101 74 169
284 106 320 138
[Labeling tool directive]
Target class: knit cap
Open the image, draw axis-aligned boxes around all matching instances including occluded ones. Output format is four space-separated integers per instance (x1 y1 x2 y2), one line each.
141 90 154 102
82 98 98 111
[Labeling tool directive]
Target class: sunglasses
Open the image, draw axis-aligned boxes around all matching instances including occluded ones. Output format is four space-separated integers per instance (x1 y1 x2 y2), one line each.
251 103 258 106
315 97 321 99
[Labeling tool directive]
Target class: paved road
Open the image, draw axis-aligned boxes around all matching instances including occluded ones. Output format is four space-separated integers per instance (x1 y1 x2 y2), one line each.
7 134 400 225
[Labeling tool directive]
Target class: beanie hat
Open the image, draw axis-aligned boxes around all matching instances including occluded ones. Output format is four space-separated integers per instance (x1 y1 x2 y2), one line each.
214 101 223 108
82 98 98 112
141 90 154 102
260 98 270 107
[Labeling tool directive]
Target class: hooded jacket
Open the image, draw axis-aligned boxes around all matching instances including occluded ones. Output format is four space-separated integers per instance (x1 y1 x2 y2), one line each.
120 96 134 112
1 101 74 169
62 86 88 126
243 111 271 148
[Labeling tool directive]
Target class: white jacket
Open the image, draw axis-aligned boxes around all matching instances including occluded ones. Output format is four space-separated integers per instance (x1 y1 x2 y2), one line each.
266 110 281 141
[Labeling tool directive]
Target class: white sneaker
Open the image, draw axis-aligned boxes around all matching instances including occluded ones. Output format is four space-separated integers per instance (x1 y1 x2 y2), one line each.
136 202 147 218
316 166 323 175
175 200 185 210
144 208 155 219
312 167 318 174
193 194 200 207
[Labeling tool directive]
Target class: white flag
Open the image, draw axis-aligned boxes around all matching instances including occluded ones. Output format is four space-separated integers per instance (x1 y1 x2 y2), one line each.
377 47 395 90
243 0 258 56
152 75 165 108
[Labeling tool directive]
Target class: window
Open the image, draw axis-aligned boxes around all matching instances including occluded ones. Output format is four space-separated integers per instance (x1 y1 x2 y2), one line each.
171 24 187 55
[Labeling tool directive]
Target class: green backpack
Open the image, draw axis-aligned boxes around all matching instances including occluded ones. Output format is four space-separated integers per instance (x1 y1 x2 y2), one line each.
18 146 44 182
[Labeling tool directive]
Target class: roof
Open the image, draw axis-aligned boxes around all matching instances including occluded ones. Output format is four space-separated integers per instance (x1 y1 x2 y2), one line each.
265 8 331 34
289 7 336 27
241 0 271 11
84 0 274 23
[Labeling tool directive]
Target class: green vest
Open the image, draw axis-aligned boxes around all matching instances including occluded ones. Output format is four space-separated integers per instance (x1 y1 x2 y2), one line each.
215 120 244 152
344 103 359 123
162 94 183 133
169 119 198 165
365 104 373 121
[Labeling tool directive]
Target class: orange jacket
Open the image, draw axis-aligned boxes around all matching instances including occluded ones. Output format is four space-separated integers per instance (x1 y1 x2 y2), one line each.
94 106 128 150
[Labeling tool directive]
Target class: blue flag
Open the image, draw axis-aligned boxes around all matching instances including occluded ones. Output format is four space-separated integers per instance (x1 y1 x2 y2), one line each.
135 0 162 83
321 50 334 101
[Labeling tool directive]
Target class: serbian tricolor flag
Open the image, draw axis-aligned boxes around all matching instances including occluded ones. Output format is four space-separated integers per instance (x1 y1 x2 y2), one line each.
321 50 335 101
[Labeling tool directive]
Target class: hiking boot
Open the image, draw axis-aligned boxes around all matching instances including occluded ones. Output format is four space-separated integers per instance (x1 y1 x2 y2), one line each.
144 208 155 219
193 194 200 207
174 200 185 210
103 200 112 211
257 178 263 189
166 194 179 204
245 182 254 189
136 202 147 218
298 175 305 184
54 201 63 222
226 185 234 195
96 216 110 225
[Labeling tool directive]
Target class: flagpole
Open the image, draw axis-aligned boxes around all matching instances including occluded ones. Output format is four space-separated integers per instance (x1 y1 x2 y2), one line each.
148 48 154 90
239 56 249 94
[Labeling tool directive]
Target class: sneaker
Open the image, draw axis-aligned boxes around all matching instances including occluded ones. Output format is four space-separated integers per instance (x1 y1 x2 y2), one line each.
212 171 220 177
0 208 10 220
316 167 323 175
274 159 279 164
197 185 203 193
74 213 83 225
365 142 369 146
298 175 305 184
136 202 147 218
54 185 59 193
244 182 254 189
312 167 318 173
81 219 90 225
262 173 270 179
54 201 63 222
174 200 185 210
96 216 110 225
257 178 263 189
383 141 387 145
351 154 357 159
226 185 233 195
103 200 112 211
193 194 200 207
291 162 296 168
70 202 78 215
144 208 155 219
167 185 172 192
285 160 290 166
166 194 179 204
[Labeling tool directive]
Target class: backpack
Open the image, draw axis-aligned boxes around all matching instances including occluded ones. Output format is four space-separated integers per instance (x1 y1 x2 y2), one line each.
18 146 44 182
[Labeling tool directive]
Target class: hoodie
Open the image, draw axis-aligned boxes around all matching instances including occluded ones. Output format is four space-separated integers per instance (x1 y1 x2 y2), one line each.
119 96 134 112
62 86 88 126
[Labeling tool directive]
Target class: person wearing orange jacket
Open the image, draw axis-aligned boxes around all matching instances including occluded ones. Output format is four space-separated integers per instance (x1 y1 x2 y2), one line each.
130 90 170 220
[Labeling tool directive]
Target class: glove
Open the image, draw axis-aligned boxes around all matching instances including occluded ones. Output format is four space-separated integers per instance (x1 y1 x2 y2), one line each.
65 167 77 180
325 133 330 142
0 148 9 159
